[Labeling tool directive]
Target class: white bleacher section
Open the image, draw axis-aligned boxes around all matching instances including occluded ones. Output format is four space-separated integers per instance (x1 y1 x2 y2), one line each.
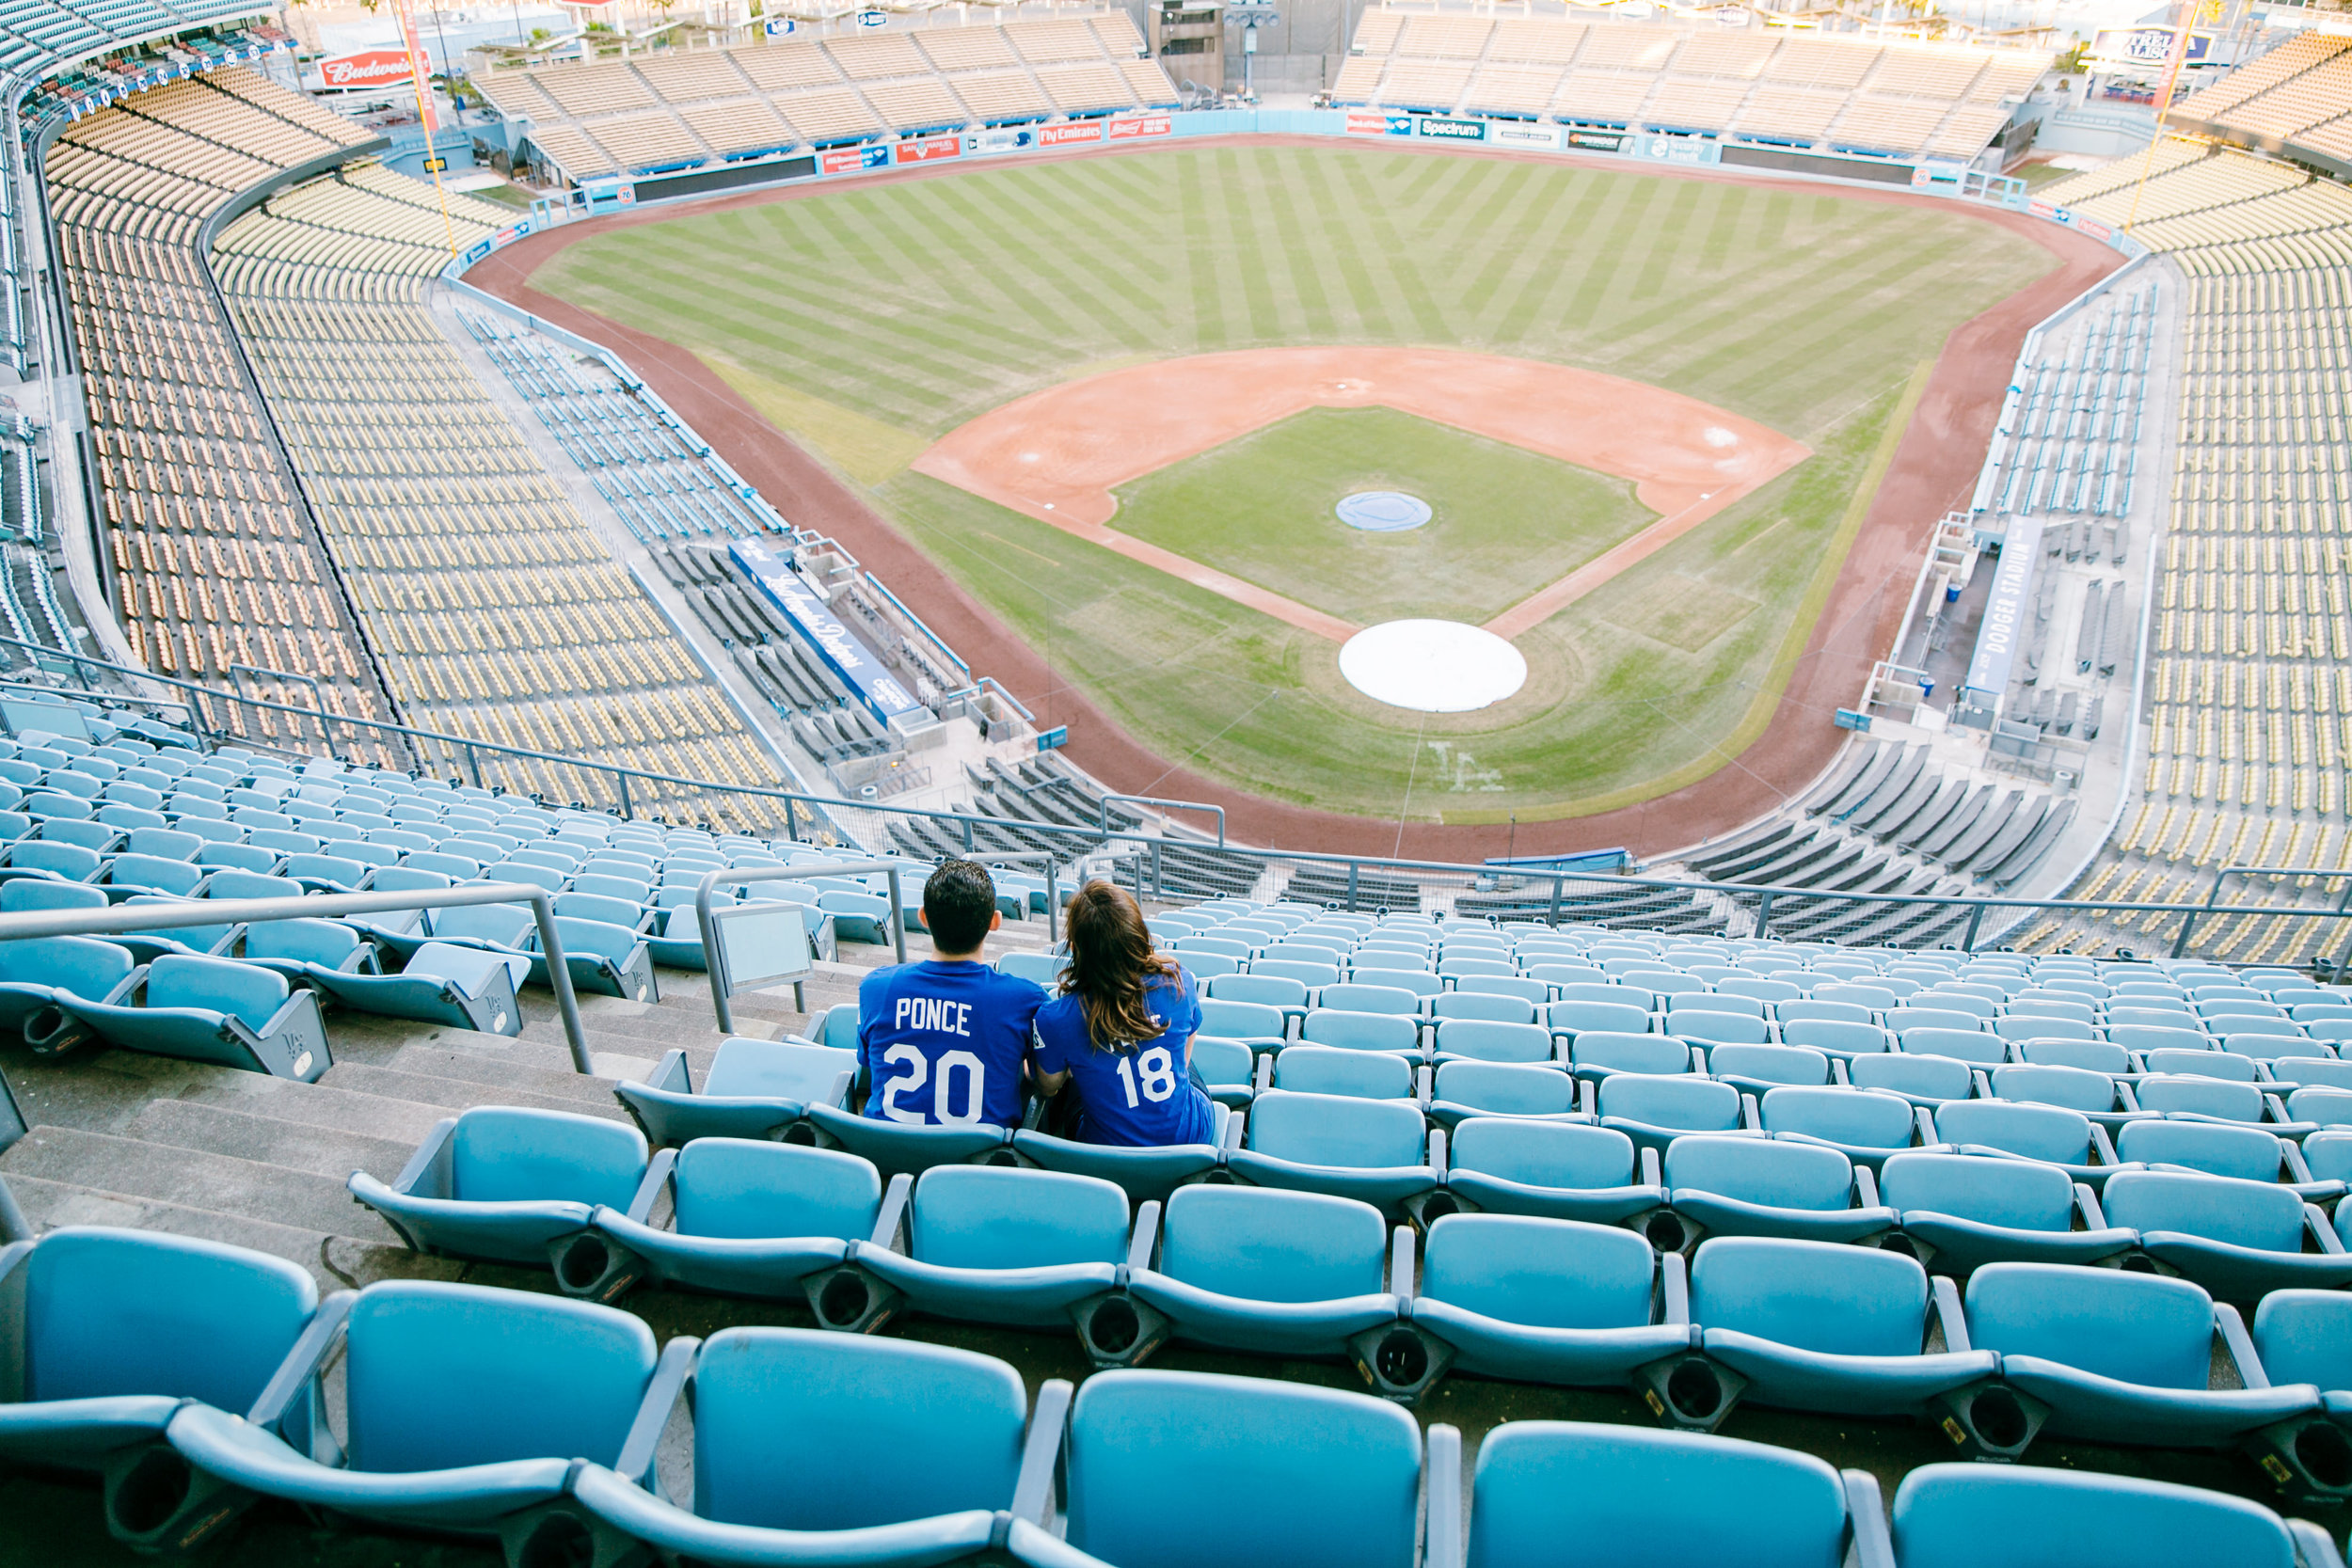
1979 285 2156 524
1334 9 2045 161
473 14 1179 184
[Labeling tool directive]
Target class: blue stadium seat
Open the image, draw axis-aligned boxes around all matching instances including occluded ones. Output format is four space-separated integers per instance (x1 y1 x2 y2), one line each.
1707 1043 1829 1094
160 1282 669 1553
1597 1072 1749 1158
814 1164 1133 1336
614 1036 857 1147
1223 1089 1438 1216
1122 1185 1405 1369
1848 1051 1974 1106
1546 998 1652 1039
803 1101 1021 1181
1273 1044 1420 1100
1757 1085 1926 1169
1408 1214 1688 1394
0 935 136 1053
1990 1063 2145 1130
2117 1117 2317 1189
571 1329 1068 1568
60 954 329 1081
2101 1170 2352 1300
1566 1030 1694 1082
1891 1463 2338 1568
240 917 370 979
524 914 656 1003
1441 1117 1662 1226
1426 1060 1581 1129
1961 1263 2324 1468
351 1105 650 1266
1198 997 1290 1049
1880 1151 2134 1273
1047 1370 1440 1568
1899 1026 2010 1067
1299 1007 1422 1057
1430 1019 1552 1065
1430 990 1535 1025
304 941 527 1037
1464 1422 1887 1568
0 1227 326 1488
1665 1134 1892 1245
1666 1237 1998 1437
1931 1099 2130 1185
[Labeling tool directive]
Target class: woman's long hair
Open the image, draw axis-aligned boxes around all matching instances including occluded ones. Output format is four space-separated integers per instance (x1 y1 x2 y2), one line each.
1057 879 1182 1052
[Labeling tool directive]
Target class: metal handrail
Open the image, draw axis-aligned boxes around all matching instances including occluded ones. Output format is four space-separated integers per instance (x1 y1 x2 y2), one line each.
1099 793 1227 847
694 858 910 1035
0 881 595 1073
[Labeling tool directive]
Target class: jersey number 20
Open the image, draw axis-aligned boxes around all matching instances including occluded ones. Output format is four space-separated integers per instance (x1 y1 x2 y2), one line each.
882 1043 986 1124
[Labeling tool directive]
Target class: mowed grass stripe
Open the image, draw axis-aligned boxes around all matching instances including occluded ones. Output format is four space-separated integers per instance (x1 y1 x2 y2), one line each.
966 173 1164 353
1261 150 1339 341
1214 147 1284 343
990 166 1171 327
1334 152 1451 343
1486 171 1614 342
1454 166 1565 328
1176 153 1226 348
1290 150 1394 339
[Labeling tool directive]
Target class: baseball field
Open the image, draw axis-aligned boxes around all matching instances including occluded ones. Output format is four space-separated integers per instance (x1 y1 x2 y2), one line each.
531 143 2056 823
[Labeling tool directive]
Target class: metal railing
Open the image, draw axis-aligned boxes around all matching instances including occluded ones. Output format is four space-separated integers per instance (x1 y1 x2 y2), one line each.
0 882 595 1073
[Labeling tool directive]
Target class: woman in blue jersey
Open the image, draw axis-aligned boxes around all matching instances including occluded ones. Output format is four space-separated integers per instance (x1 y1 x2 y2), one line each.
1031 880 1216 1148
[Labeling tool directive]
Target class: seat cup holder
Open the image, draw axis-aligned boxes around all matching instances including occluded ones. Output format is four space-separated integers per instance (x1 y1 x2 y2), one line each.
1933 1381 2045 1461
1634 1353 1744 1433
1404 1188 1473 1231
1348 1323 1456 1406
103 1443 251 1556
802 1262 901 1335
499 1502 637 1568
24 1003 86 1056
547 1230 644 1305
776 1121 819 1147
1641 1211 1695 1255
1072 1291 1170 1369
2251 1417 2352 1505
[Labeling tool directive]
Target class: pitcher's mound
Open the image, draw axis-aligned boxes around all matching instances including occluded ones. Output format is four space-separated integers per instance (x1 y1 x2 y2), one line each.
1340 620 1528 713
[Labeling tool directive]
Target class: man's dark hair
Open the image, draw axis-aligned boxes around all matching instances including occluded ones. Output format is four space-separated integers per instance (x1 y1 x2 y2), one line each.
924 859 997 954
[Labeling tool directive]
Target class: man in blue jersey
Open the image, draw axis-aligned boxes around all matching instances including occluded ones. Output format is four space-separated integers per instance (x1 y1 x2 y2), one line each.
857 859 1045 1128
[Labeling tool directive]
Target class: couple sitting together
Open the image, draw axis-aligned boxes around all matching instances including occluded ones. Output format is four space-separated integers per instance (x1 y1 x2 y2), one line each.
852 859 1216 1148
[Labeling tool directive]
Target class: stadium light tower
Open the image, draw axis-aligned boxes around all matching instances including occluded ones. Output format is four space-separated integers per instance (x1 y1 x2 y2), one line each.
1226 0 1277 100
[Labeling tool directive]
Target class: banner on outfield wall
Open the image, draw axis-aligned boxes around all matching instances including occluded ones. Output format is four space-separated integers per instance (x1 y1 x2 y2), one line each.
730 543 928 727
1344 110 1414 135
1962 516 2045 703
1042 121 1104 146
1105 114 1173 139
461 217 534 266
896 135 962 165
822 145 891 174
1416 116 1486 141
1565 128 1629 150
1489 123 1563 150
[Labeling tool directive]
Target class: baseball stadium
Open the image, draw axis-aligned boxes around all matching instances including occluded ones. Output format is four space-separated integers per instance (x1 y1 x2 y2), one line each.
0 0 2349 1561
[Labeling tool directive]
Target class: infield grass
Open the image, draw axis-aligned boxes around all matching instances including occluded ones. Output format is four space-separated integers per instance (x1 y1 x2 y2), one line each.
536 144 2054 820
1111 407 1653 626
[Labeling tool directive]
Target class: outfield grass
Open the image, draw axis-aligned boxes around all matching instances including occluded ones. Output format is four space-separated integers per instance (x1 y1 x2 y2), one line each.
1111 407 1654 626
536 144 2054 820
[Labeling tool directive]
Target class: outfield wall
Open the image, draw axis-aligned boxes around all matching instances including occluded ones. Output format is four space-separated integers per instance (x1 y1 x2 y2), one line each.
458 105 2147 277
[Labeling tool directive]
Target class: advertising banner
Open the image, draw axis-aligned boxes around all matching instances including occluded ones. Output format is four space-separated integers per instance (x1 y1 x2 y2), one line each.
2088 25 2213 68
1106 114 1174 139
763 16 794 35
1565 127 1628 150
1416 116 1486 141
318 49 415 90
2074 215 2112 241
2029 198 2065 222
966 127 1035 154
1489 122 1562 150
1344 110 1391 135
1962 516 2044 699
895 134 962 164
731 543 927 726
822 144 889 173
1042 120 1104 146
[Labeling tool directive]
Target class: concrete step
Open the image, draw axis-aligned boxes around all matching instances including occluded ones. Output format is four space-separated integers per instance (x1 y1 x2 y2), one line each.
0 1126 397 1244
170 1071 453 1148
1 1050 230 1139
2 1169 338 1278
125 1100 418 1184
319 1062 630 1122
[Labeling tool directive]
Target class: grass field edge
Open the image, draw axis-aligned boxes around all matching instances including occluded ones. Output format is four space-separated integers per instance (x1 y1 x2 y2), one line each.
1437 357 1935 828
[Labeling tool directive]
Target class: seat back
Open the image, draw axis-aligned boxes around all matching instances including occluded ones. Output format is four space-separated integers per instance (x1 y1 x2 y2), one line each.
1572 1031 1690 1076
2018 1038 2131 1075
1899 1027 2007 1066
1847 1053 1971 1101
1197 998 1287 1040
1990 1064 2117 1116
2114 1118 2281 1183
1065 1370 1422 1568
1204 974 1308 1008
1274 1045 1417 1100
1247 1090 1424 1168
1449 1117 1637 1191
0 935 132 998
1890 1464 2296 1568
23 1227 316 1410
2140 1046 2253 1082
1931 1100 2093 1164
1431 1061 1576 1117
1300 1009 1419 1054
1757 1085 1913 1149
1964 1263 2213 1388
700 1037 856 1103
145 955 288 1030
2251 1290 2352 1396
692 1328 1026 1528
1878 1152 2072 1232
1666 1135 1851 1212
2135 1074 2264 1123
1469 1422 1851 1568
909 1164 1129 1269
1708 1043 1827 1086
343 1282 656 1472
448 1105 647 1208
1430 990 1535 1025
1689 1236 1927 1356
244 917 363 970
1597 1073 1740 1132
432 903 533 947
1156 1184 1386 1303
2101 1170 2306 1255
1421 1213 1653 1330
1779 1019 1891 1056
1434 1019 1552 1064
673 1138 881 1241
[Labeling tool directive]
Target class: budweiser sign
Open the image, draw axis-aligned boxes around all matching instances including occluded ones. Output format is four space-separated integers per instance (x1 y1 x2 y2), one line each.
318 50 415 89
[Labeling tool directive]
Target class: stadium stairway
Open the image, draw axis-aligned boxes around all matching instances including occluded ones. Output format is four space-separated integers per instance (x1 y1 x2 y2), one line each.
0 928 1048 1296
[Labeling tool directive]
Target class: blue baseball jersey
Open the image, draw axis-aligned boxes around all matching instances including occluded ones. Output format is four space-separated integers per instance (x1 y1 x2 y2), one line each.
857 960 1046 1128
1032 967 1215 1148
